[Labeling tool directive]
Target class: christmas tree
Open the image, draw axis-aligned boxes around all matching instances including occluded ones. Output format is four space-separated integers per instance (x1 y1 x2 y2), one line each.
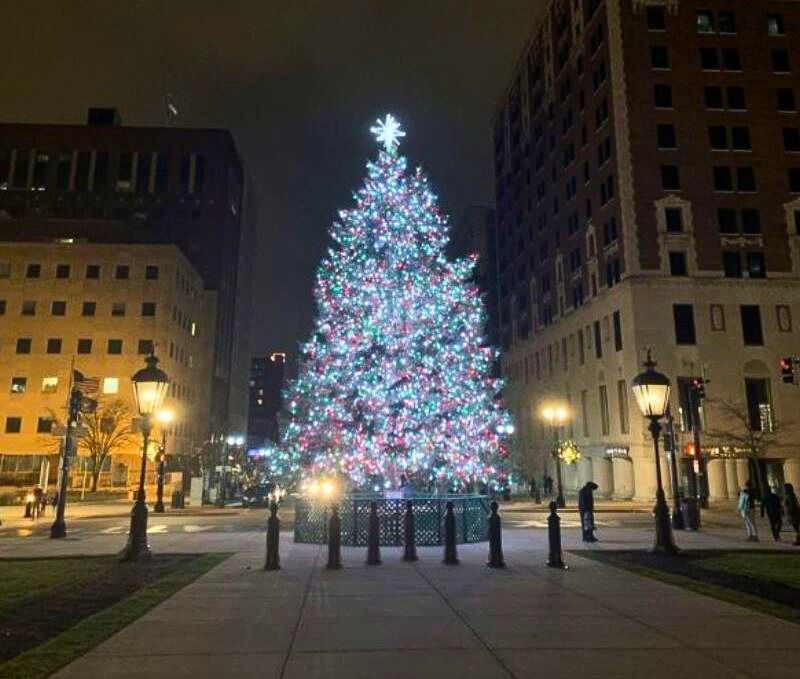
281 114 512 490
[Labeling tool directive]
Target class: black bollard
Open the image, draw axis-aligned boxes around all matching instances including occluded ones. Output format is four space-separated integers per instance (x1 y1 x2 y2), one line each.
366 501 382 565
443 501 459 565
326 504 343 570
487 501 506 568
24 501 32 518
264 502 281 571
402 501 418 562
546 501 567 569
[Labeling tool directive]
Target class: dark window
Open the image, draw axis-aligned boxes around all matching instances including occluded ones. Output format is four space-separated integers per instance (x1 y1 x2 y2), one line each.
647 6 665 30
46 338 62 354
737 167 756 192
116 152 133 191
709 126 727 150
661 165 680 190
179 154 191 193
32 152 49 189
705 86 723 109
107 339 123 355
772 49 791 73
669 251 688 276
731 126 751 151
138 339 154 355
111 302 126 317
696 11 714 33
613 310 623 351
74 151 90 190
727 86 746 110
717 208 737 233
723 251 743 277
740 305 763 345
141 302 156 317
55 151 71 190
51 301 66 316
747 252 766 279
795 209 800 233
194 155 205 193
657 124 677 148
5 417 22 434
701 47 720 70
86 264 100 279
789 168 800 193
0 300 5 315
26 263 40 278
650 46 669 69
784 128 800 152
713 166 733 191
673 304 696 345
11 377 27 393
93 151 109 189
145 265 159 280
16 338 31 354
767 13 785 36
21 300 36 316
777 88 796 112
654 84 673 108
82 301 96 316
136 152 151 193
722 48 741 71
665 207 683 232
77 338 92 354
115 265 129 280
56 264 70 279
718 11 736 33
36 417 53 434
745 378 773 431
12 149 29 188
741 209 761 234
154 153 169 192
593 320 602 358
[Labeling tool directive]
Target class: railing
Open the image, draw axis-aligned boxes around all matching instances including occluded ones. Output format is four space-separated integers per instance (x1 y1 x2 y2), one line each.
294 494 490 546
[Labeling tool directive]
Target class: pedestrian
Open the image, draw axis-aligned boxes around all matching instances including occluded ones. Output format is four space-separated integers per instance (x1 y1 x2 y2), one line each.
544 475 553 496
529 477 537 498
783 483 800 546
760 486 783 542
33 486 43 520
51 490 59 512
578 481 599 542
737 485 758 541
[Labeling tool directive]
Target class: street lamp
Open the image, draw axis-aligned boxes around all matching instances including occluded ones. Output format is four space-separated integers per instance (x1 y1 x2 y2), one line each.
154 409 174 513
631 351 678 554
541 403 569 507
120 355 169 562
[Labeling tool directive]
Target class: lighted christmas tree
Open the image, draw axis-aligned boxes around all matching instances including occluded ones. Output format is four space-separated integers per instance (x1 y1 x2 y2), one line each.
281 114 512 490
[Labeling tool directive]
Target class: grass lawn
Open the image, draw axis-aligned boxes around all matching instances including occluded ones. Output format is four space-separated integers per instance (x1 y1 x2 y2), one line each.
581 550 800 624
0 553 228 679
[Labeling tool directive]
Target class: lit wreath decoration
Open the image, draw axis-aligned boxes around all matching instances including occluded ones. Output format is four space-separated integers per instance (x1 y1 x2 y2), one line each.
557 440 581 465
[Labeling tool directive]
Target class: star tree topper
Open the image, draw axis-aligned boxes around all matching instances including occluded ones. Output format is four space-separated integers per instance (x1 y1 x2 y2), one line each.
370 113 406 152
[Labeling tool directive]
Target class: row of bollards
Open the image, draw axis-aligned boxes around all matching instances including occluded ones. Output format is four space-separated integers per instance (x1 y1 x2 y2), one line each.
264 499 567 571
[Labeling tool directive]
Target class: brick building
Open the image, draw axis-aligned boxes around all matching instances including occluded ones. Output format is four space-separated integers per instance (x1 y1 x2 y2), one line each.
493 0 800 500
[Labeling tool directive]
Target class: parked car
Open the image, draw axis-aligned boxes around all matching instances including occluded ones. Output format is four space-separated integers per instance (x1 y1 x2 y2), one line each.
242 483 275 508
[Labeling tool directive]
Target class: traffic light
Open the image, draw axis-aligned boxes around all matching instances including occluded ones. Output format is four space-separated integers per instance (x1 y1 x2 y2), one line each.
780 357 795 384
690 377 706 400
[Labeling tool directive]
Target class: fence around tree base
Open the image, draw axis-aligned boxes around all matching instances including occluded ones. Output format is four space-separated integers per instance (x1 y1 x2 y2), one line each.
294 494 490 546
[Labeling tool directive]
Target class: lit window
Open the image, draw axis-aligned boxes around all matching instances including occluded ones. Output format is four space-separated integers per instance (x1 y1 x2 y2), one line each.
41 377 59 394
103 377 119 394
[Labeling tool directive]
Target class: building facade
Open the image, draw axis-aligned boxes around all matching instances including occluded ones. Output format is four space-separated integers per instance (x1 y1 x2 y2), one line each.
246 352 286 450
0 242 214 489
0 109 255 439
493 0 800 500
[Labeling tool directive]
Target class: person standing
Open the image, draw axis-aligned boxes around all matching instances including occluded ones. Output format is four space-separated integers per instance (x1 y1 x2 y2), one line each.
578 481 599 542
738 485 758 541
761 486 783 542
783 483 800 546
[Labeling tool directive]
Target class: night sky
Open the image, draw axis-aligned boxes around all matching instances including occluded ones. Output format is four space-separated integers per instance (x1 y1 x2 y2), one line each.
1 2 540 362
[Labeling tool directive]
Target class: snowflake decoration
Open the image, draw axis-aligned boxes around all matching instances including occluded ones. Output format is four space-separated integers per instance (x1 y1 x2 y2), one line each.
370 114 405 152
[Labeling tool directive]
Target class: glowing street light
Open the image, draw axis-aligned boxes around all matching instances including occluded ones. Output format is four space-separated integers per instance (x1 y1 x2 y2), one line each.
541 402 570 507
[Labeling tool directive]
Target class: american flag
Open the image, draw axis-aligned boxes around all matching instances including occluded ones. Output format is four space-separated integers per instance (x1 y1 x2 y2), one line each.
73 370 100 395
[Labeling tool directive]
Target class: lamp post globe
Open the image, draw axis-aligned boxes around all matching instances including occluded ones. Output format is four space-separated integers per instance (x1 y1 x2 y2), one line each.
632 351 678 555
120 355 169 562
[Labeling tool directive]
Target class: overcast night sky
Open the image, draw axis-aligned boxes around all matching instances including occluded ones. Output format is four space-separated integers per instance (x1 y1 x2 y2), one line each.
1 2 540 361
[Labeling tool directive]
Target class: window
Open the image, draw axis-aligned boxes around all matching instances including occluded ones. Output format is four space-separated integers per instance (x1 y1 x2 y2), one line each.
581 390 589 437
593 320 602 359
599 385 610 436
0 299 5 315
0 262 9 278
137 339 154 355
650 46 669 69
777 88 796 112
718 11 736 34
737 167 756 192
747 252 766 279
46 338 62 354
727 86 746 111
578 328 585 365
723 251 743 278
56 264 70 279
194 155 205 193
136 151 151 193
82 301 96 316
21 300 36 316
789 168 800 193
107 339 123 354
784 128 800 152
5 417 22 434
11 377 26 393
74 151 90 190
740 305 763 345
86 264 100 279
767 13 785 36
77 338 92 354
731 126 751 151
16 338 32 354
145 265 159 280
154 153 169 192
673 304 696 344
41 377 58 393
141 302 156 317
613 310 623 351
709 126 727 150
722 48 741 71
665 207 683 232
745 378 773 432
180 154 191 193
111 302 126 317
657 124 677 149
51 300 66 316
700 47 720 70
741 209 761 234
669 251 688 276
617 380 629 434
717 208 736 233
696 10 714 33
710 304 725 331
116 152 133 192
713 166 733 191
772 49 791 73
646 6 665 30
12 150 29 188
661 165 680 190
115 264 130 280
26 263 41 278
705 86 723 110
37 417 54 434
93 151 109 189
777 305 792 332
102 377 119 394
654 84 672 108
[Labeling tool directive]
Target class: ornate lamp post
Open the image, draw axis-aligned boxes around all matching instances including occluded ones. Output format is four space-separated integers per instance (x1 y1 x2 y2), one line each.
153 409 174 513
541 404 569 508
631 352 678 554
120 355 169 562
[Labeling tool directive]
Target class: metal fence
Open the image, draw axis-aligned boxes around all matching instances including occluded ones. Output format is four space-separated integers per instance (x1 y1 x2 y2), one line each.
294 494 490 546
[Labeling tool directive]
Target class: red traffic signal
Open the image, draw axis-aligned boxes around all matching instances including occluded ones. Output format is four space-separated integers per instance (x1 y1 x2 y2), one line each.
780 357 795 384
690 377 706 399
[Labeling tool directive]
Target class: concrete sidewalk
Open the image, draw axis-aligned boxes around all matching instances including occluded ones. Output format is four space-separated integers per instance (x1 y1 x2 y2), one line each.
44 527 799 679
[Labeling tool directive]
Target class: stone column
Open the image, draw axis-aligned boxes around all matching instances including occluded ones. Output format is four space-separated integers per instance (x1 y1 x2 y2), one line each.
783 458 800 489
706 459 728 501
577 456 593 488
592 456 613 499
735 459 750 489
724 459 739 500
612 457 635 499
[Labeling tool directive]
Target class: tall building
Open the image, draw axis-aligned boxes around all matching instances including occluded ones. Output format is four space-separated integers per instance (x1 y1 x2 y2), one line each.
448 207 502 350
492 0 800 500
0 242 213 489
247 352 286 449
0 108 255 438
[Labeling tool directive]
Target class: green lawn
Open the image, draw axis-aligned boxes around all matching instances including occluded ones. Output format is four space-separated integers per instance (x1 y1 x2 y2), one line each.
699 552 800 589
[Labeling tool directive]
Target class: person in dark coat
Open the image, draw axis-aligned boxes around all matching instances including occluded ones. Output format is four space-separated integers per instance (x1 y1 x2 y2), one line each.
578 481 599 542
760 486 783 541
784 483 800 546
